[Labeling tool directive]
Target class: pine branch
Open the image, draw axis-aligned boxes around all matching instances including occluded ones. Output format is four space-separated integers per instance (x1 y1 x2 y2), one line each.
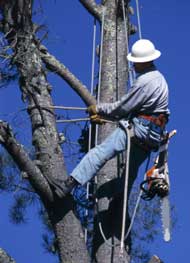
0 121 54 202
79 0 103 20
39 44 96 106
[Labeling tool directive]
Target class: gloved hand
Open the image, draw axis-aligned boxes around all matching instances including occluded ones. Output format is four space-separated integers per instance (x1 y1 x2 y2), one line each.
86 105 97 115
90 114 106 125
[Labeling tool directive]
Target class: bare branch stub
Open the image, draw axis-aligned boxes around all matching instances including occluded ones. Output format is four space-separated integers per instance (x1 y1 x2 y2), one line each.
0 248 16 263
0 121 54 202
79 0 103 21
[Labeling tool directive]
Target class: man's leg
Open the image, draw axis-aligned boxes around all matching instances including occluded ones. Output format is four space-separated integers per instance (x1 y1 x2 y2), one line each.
55 127 128 197
128 143 150 196
71 127 128 185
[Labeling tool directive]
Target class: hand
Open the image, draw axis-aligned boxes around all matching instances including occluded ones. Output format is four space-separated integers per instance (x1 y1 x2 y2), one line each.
86 105 97 115
90 114 106 125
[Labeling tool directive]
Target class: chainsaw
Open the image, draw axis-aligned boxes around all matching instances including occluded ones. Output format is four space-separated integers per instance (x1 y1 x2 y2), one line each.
140 130 176 242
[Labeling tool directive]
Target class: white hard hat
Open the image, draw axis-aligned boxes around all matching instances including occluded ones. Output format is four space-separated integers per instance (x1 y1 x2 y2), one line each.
127 39 161 63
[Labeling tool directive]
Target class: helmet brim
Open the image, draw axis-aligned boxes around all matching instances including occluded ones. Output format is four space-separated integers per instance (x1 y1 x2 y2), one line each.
127 50 161 63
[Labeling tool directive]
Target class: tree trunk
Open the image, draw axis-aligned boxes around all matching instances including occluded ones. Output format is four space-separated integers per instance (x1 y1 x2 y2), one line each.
0 1 135 262
0 1 90 262
94 1 130 262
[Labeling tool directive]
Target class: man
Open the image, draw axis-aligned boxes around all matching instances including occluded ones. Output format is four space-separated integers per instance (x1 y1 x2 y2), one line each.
56 39 170 198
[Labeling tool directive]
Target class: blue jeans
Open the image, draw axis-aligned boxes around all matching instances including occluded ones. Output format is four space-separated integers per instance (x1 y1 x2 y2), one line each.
71 118 159 185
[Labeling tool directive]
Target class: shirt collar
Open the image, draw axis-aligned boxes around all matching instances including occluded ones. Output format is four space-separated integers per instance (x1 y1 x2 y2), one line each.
136 64 157 78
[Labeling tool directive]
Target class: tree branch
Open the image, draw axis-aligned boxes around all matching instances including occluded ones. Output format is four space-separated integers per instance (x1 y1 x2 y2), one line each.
79 0 102 20
0 121 54 202
0 248 16 263
39 44 96 106
148 255 163 263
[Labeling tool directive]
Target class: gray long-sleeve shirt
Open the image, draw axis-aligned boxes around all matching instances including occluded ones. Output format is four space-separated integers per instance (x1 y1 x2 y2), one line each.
96 66 170 120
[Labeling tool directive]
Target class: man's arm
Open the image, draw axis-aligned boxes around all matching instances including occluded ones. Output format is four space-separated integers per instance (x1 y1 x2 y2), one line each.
96 84 148 119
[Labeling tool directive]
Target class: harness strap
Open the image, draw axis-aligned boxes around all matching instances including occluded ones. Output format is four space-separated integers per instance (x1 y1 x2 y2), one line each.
131 113 168 152
132 136 154 152
138 114 167 128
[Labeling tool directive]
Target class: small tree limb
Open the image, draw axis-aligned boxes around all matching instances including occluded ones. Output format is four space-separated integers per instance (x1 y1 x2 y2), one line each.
0 121 54 202
79 0 103 20
39 44 96 106
0 248 16 263
148 255 163 263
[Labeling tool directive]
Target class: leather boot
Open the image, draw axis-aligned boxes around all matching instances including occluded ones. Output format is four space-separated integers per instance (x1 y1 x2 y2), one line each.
54 176 78 198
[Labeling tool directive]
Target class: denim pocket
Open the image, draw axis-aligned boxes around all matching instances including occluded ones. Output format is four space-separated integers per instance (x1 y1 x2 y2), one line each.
133 117 162 150
148 128 161 144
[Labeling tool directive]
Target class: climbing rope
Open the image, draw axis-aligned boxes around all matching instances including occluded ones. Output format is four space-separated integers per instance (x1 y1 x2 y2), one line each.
124 154 150 241
85 17 97 243
91 1 144 251
84 7 107 244
119 0 145 252
93 7 117 247
95 6 106 146
121 0 133 87
119 0 136 254
135 0 142 39
52 0 145 251
120 124 132 254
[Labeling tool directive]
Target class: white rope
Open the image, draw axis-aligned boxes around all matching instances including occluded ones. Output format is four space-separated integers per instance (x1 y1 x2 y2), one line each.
121 0 134 87
95 2 140 250
121 0 129 55
119 1 145 252
28 105 87 111
94 7 120 247
120 126 131 254
97 8 105 105
85 18 97 243
56 118 90 123
124 130 177 241
83 1 144 249
97 198 120 248
90 19 97 97
95 7 105 146
52 106 86 110
124 179 145 241
125 191 142 240
135 0 142 39
123 155 151 242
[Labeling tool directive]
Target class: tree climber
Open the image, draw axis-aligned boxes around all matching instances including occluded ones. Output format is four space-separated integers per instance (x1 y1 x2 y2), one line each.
56 39 170 198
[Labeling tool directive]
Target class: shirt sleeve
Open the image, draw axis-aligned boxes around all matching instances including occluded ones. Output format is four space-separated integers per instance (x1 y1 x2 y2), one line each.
96 83 148 119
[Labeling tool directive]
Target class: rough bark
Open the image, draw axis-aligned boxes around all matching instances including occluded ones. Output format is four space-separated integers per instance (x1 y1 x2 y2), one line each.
0 248 15 263
93 1 130 262
0 121 53 202
0 0 144 262
0 1 90 262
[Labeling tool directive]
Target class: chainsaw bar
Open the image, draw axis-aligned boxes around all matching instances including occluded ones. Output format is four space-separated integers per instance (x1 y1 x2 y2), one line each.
160 162 171 242
161 196 171 242
140 130 176 241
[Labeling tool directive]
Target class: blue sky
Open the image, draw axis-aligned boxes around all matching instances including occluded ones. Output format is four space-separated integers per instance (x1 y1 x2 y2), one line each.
0 1 189 262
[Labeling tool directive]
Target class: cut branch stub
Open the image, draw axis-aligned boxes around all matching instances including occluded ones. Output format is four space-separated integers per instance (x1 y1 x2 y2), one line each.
0 121 54 202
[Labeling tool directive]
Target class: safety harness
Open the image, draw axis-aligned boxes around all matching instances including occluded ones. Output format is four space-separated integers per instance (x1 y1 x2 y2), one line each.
130 113 168 152
138 113 167 128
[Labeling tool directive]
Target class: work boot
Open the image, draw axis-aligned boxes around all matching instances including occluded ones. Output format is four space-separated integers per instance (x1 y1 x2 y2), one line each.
54 176 78 198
